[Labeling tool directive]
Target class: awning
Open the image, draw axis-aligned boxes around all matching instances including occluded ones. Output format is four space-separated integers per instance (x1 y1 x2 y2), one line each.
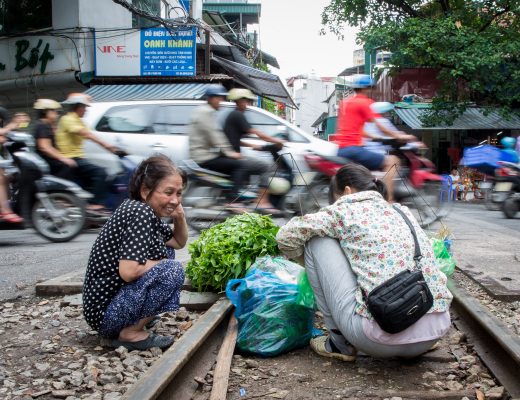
84 83 212 102
311 112 328 128
212 56 297 108
394 106 520 130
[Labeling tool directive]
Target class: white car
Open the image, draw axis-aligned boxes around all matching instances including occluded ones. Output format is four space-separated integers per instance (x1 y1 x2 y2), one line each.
82 100 337 180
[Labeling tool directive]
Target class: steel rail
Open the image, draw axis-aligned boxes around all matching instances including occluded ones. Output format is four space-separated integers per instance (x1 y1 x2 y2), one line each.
449 280 520 398
122 298 233 400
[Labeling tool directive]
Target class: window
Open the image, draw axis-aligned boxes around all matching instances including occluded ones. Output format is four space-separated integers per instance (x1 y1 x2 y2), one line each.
96 105 155 133
153 105 198 134
0 0 52 35
215 106 309 143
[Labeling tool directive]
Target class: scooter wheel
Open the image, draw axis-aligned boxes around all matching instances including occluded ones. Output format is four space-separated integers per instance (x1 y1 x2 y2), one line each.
502 197 518 219
32 192 86 242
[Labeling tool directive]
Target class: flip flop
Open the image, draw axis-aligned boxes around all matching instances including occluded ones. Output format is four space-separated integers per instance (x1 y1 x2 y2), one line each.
112 333 173 351
0 212 24 224
145 316 161 330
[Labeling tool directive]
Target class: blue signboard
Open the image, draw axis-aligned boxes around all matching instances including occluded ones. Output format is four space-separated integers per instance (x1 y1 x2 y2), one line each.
140 27 196 76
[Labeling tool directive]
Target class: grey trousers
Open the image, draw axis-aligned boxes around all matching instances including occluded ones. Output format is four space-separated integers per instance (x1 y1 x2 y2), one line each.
304 236 439 358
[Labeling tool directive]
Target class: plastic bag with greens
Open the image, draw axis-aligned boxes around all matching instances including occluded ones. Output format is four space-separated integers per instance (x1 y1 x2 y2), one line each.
226 256 315 357
431 238 456 277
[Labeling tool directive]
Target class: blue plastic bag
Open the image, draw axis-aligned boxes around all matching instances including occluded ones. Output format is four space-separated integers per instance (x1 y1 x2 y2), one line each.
226 256 315 357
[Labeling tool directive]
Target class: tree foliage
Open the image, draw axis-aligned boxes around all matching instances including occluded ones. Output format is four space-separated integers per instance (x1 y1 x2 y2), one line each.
322 0 520 121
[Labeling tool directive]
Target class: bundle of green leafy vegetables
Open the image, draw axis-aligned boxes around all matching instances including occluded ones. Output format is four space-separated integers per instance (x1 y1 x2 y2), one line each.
186 213 280 292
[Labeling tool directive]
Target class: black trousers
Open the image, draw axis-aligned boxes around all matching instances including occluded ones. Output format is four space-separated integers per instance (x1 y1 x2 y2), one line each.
200 156 249 198
73 158 108 205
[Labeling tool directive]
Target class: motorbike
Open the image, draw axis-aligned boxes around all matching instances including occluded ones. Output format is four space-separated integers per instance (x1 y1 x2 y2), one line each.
498 161 520 219
484 163 519 211
0 131 90 242
301 139 451 228
181 143 295 232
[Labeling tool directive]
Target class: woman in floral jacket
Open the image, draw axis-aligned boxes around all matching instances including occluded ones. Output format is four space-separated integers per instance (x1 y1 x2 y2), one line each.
276 163 452 361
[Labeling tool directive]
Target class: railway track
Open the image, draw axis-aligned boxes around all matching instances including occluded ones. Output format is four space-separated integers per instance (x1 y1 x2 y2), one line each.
121 281 520 400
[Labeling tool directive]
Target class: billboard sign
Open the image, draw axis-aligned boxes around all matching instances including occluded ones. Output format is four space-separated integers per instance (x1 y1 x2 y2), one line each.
95 26 196 77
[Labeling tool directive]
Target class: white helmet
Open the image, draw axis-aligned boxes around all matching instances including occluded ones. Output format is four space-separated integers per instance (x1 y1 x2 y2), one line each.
268 177 291 195
228 88 257 102
33 99 61 110
62 93 92 106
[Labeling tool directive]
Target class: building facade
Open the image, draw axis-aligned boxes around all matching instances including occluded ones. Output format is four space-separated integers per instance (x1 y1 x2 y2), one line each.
286 73 334 135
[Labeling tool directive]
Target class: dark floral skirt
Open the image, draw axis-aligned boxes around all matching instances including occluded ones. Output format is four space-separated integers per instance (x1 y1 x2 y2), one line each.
99 249 184 338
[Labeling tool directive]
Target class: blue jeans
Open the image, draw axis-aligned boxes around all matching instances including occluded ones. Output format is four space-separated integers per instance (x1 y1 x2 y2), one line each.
338 146 385 171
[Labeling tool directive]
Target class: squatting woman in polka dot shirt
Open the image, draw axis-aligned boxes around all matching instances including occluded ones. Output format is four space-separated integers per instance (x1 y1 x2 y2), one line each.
83 154 188 351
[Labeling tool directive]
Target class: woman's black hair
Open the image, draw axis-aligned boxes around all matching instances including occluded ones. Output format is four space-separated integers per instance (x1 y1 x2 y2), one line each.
128 154 187 202
329 163 387 204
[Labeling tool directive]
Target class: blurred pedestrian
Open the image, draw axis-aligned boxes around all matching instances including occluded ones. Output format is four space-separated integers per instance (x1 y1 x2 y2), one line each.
277 163 452 360
83 154 188 350
56 93 119 214
0 108 24 223
32 99 76 180
224 88 285 213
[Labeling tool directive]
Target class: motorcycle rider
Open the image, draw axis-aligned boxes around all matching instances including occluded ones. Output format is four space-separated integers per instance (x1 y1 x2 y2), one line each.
0 108 24 223
224 88 285 212
189 85 252 206
55 93 120 214
33 99 76 180
335 75 415 202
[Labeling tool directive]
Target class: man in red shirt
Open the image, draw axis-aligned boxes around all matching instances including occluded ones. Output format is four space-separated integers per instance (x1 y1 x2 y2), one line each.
335 74 413 201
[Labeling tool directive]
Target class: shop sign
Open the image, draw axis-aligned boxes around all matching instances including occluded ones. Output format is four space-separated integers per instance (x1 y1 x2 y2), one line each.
0 36 77 81
95 26 196 77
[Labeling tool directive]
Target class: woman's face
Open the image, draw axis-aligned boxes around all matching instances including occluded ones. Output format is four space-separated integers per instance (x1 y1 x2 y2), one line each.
142 173 183 217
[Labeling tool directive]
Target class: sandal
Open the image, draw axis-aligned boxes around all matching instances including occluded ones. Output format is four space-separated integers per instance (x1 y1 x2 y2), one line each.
310 336 357 362
145 316 161 330
112 333 174 351
0 212 23 224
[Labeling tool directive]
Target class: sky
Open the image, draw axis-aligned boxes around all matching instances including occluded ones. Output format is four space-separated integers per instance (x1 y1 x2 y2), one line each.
254 0 359 80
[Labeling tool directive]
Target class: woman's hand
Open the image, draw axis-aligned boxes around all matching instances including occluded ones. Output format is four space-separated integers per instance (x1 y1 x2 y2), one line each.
166 203 188 249
170 203 185 221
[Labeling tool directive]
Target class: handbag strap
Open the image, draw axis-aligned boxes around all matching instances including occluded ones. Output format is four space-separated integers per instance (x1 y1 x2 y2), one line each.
392 205 423 266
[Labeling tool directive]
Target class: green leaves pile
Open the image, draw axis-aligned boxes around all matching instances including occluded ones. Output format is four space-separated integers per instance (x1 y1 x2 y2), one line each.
186 213 280 292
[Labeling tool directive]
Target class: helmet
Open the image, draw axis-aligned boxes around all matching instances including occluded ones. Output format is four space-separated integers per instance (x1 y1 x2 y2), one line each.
371 102 394 114
62 93 92 106
204 84 228 98
228 88 257 102
268 177 291 195
347 74 375 89
34 99 61 110
501 136 516 149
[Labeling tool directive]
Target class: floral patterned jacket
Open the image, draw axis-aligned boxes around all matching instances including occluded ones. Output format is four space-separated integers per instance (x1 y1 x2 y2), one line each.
276 191 453 318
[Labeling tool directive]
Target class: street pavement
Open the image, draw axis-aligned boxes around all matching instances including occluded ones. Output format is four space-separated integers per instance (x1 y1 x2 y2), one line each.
0 202 518 301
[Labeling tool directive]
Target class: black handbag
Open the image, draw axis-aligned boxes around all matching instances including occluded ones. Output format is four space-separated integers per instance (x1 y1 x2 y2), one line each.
364 206 434 334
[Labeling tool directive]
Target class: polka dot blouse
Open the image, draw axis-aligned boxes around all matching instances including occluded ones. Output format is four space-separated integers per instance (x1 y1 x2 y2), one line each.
83 199 174 330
